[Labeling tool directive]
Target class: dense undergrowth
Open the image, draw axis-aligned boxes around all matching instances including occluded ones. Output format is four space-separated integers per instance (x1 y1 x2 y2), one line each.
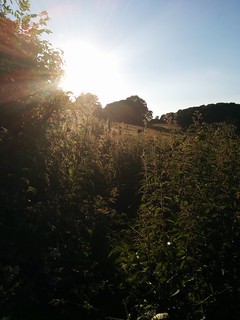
0 96 240 320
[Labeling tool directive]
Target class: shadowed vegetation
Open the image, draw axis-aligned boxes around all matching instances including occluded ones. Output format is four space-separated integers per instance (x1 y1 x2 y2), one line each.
0 1 240 320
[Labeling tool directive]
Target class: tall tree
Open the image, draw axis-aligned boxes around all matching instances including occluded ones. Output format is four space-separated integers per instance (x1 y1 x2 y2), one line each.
103 95 152 126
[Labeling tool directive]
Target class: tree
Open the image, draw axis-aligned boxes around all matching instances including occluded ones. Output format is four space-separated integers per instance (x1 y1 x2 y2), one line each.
75 92 102 118
0 0 65 135
0 0 64 105
103 95 152 126
127 95 153 123
160 103 240 129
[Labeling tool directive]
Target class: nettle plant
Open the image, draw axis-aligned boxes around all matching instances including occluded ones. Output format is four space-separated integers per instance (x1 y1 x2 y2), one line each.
114 122 240 320
42 104 148 317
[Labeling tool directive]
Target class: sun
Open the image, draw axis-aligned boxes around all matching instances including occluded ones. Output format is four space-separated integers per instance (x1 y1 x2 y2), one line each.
59 41 125 104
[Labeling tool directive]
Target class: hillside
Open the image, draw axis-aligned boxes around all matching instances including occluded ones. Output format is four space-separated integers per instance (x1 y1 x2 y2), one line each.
159 102 240 129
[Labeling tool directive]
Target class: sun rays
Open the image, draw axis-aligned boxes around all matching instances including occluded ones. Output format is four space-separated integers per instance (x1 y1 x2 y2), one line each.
59 40 126 104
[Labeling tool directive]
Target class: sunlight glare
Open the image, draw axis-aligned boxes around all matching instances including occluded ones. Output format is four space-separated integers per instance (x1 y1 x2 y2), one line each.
59 41 126 105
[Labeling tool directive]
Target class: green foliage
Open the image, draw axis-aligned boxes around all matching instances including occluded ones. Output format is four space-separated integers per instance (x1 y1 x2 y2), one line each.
0 88 146 319
1 93 240 320
113 123 240 320
1 86 240 320
0 0 63 105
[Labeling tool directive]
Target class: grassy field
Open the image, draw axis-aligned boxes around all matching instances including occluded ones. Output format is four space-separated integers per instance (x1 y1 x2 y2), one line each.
109 121 181 139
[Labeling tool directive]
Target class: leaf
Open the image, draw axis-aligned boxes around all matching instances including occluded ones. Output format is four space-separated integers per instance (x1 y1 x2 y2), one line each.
171 289 180 297
27 186 36 194
177 249 186 257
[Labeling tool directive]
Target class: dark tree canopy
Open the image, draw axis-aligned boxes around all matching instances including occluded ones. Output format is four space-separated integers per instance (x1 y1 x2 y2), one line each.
161 102 240 129
103 95 152 126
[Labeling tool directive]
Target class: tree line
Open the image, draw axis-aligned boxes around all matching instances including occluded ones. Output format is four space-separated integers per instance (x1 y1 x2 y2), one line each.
75 93 153 127
158 102 240 131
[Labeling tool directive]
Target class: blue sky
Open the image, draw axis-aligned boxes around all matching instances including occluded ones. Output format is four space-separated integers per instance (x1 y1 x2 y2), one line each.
30 0 240 116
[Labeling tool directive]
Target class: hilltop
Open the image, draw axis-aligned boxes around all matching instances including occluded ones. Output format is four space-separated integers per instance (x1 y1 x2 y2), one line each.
154 102 240 130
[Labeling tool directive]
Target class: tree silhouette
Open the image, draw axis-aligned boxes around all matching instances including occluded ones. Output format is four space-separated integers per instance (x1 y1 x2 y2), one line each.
160 103 240 130
103 95 152 126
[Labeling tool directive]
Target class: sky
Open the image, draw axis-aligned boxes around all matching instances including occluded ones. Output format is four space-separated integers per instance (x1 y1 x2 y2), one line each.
29 0 240 117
